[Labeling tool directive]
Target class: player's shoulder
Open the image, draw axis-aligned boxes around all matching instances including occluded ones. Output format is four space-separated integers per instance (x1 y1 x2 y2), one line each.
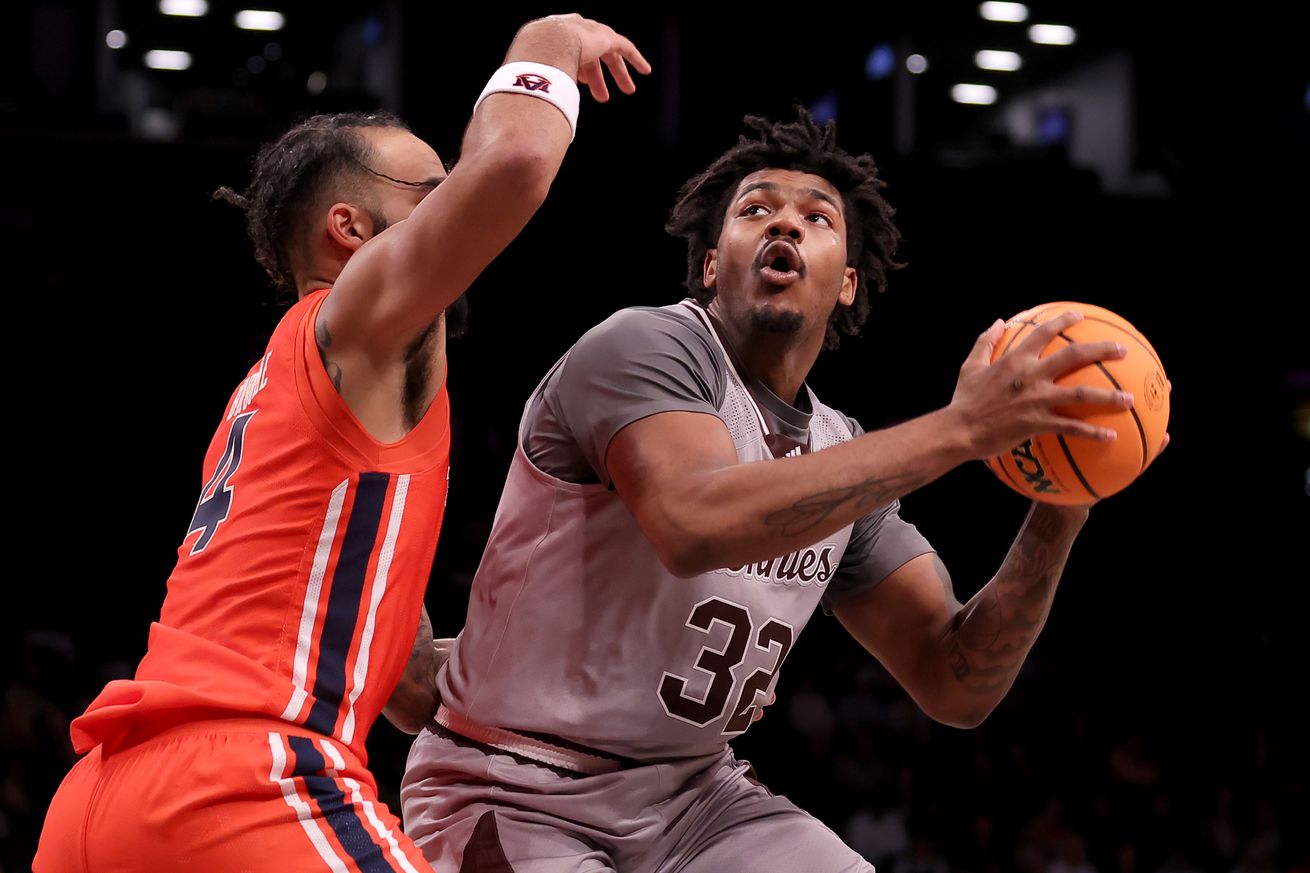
588 300 710 337
284 287 329 322
573 300 717 359
267 287 328 347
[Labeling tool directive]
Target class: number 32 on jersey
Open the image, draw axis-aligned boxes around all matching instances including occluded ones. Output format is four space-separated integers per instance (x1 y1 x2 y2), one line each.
658 595 793 735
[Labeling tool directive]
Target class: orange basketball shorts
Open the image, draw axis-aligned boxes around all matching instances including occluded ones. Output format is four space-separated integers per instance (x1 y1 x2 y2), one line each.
34 718 433 872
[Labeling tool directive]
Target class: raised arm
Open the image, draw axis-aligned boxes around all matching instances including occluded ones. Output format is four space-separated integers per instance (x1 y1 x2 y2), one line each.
320 15 650 365
607 313 1131 577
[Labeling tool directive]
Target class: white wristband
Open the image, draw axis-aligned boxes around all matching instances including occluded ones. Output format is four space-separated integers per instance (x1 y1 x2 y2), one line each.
474 62 580 141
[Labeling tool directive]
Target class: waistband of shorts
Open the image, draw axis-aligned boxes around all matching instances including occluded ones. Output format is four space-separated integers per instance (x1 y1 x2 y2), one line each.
102 716 342 758
433 704 637 777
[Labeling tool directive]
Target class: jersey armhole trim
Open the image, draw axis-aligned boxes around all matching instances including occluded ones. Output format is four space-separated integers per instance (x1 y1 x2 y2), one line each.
293 290 451 472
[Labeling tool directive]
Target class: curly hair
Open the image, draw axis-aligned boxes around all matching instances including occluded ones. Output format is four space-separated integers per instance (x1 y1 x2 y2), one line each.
214 111 409 298
665 108 903 349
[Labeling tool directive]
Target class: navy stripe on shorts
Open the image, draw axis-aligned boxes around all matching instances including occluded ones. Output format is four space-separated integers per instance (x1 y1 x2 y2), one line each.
288 735 399 872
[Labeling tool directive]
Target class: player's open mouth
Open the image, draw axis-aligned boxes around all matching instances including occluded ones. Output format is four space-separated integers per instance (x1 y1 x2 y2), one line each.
758 240 802 286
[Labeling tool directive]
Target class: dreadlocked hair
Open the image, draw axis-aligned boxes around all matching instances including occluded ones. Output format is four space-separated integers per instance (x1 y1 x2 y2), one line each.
665 107 903 349
214 111 409 298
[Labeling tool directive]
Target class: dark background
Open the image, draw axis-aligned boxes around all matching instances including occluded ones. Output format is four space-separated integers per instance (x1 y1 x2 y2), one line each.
6 2 1308 871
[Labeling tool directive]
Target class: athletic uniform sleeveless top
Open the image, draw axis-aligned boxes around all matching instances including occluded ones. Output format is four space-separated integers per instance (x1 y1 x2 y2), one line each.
73 289 452 766
438 301 932 761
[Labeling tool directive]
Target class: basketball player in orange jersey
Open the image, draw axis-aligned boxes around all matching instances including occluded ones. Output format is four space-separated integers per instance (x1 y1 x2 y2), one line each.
400 110 1169 872
33 14 649 872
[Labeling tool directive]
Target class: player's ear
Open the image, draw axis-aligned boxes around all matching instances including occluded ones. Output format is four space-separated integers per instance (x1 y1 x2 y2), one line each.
702 249 718 290
326 203 371 253
838 267 856 306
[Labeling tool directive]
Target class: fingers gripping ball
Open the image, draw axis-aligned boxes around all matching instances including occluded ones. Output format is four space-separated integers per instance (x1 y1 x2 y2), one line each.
983 302 1170 504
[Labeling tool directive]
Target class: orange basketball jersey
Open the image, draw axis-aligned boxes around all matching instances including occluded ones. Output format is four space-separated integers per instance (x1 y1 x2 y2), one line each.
72 289 451 765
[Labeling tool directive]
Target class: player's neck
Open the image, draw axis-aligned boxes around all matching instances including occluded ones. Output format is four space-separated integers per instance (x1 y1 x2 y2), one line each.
297 268 340 298
709 310 820 407
296 250 348 299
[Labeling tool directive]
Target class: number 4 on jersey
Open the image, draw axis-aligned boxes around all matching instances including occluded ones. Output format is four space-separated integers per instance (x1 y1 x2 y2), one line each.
186 411 256 555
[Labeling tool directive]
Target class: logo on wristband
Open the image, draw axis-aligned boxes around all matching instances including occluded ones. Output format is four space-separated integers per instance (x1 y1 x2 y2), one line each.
513 73 552 93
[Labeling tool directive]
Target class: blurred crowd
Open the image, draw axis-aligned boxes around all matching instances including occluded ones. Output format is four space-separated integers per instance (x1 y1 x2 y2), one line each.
6 610 1304 872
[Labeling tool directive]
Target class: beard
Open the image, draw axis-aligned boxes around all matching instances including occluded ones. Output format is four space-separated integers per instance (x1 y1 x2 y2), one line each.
749 305 805 335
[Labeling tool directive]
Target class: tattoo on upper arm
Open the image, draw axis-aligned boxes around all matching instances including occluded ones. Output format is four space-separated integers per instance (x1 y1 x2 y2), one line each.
763 469 926 536
948 646 971 681
315 315 345 391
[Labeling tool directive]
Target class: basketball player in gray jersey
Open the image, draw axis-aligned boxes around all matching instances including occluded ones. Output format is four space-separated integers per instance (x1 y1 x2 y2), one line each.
402 110 1165 872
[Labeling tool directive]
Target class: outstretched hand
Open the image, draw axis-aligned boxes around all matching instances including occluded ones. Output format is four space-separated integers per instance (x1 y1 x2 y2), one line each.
530 14 652 103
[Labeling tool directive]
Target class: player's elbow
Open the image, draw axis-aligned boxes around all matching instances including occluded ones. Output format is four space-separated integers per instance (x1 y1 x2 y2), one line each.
381 708 428 735
632 494 719 578
381 688 439 735
920 694 995 730
653 534 716 579
933 706 991 730
648 516 721 578
904 665 996 729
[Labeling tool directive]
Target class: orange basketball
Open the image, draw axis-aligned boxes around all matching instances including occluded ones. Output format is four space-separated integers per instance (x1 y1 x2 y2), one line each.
983 302 1169 505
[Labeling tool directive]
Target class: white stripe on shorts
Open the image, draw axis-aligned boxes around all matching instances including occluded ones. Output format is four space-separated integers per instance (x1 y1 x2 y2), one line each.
267 732 350 873
318 739 423 873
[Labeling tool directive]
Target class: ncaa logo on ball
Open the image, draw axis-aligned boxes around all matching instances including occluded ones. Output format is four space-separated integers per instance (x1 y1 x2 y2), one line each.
1010 439 1061 495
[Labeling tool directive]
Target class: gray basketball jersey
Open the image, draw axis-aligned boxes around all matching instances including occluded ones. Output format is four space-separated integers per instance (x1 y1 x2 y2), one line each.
437 301 932 760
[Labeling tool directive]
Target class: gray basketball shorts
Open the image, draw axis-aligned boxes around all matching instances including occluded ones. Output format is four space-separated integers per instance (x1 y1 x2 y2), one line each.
400 725 873 873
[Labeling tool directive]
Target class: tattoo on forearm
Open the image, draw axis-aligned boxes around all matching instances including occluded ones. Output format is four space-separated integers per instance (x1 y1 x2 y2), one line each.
405 607 437 690
386 607 438 725
954 593 1003 652
764 469 926 536
946 506 1082 696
